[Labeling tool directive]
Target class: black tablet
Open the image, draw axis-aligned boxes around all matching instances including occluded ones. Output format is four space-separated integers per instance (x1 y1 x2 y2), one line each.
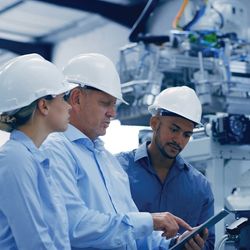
169 209 230 250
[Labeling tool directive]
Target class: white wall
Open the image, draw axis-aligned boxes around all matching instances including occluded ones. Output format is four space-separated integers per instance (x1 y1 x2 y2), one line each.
53 18 130 67
0 131 9 147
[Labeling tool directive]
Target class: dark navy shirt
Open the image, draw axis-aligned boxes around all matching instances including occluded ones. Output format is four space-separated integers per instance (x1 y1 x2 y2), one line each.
117 142 215 250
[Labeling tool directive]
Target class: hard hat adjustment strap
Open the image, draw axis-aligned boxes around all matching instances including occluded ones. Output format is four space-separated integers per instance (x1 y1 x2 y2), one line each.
158 109 179 117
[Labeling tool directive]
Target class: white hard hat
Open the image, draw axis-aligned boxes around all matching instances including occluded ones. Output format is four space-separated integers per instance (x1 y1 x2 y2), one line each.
62 53 128 104
0 53 76 115
148 86 202 126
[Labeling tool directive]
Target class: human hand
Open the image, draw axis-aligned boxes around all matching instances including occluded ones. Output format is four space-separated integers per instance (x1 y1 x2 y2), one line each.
178 228 209 250
151 212 192 239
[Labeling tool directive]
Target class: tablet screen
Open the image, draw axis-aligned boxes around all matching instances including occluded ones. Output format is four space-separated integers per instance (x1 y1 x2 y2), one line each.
169 209 230 250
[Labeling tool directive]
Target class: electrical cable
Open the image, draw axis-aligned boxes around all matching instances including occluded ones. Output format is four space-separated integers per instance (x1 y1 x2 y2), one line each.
172 0 189 29
210 4 224 29
129 0 158 42
129 0 170 43
183 2 207 31
215 234 229 250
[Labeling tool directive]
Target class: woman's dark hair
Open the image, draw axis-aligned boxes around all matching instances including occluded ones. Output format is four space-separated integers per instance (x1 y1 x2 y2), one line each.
0 101 37 132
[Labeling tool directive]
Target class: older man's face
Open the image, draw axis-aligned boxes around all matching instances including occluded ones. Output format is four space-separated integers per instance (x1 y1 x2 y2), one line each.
77 89 116 140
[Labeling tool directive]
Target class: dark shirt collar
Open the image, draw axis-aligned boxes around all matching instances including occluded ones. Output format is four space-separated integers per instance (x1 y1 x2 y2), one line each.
134 141 149 162
134 141 190 171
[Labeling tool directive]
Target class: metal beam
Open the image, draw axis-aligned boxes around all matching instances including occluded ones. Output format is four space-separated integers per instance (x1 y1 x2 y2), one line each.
0 38 53 60
42 15 108 43
35 0 147 27
0 0 23 14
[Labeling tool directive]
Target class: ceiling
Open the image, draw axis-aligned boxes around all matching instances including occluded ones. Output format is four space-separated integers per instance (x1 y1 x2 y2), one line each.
0 0 147 63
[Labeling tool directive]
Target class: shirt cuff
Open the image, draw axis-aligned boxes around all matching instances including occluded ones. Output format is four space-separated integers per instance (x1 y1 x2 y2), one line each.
151 231 171 249
159 238 171 249
124 212 153 238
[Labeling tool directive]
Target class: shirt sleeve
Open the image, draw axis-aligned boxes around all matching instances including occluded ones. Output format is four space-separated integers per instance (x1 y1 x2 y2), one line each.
0 149 58 250
44 140 154 249
136 230 171 250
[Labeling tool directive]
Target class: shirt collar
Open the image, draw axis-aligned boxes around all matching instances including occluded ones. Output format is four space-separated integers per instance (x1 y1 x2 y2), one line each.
174 155 190 171
64 124 105 151
134 141 149 162
64 124 88 142
134 141 190 171
10 130 48 164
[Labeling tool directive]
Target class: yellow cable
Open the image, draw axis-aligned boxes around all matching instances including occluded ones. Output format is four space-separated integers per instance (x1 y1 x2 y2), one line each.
172 0 189 30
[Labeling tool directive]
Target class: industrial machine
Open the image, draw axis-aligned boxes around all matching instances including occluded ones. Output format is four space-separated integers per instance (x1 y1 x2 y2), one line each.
224 172 250 249
116 0 250 248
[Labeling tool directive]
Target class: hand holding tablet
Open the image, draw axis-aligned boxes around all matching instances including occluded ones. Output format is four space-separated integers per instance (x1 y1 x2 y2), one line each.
169 209 230 250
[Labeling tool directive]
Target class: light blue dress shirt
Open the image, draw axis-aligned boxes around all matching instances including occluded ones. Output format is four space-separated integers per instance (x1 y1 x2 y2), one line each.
42 124 171 250
0 130 70 250
116 142 215 250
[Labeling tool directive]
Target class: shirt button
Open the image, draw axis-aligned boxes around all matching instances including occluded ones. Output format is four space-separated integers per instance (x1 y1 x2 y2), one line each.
114 239 122 246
